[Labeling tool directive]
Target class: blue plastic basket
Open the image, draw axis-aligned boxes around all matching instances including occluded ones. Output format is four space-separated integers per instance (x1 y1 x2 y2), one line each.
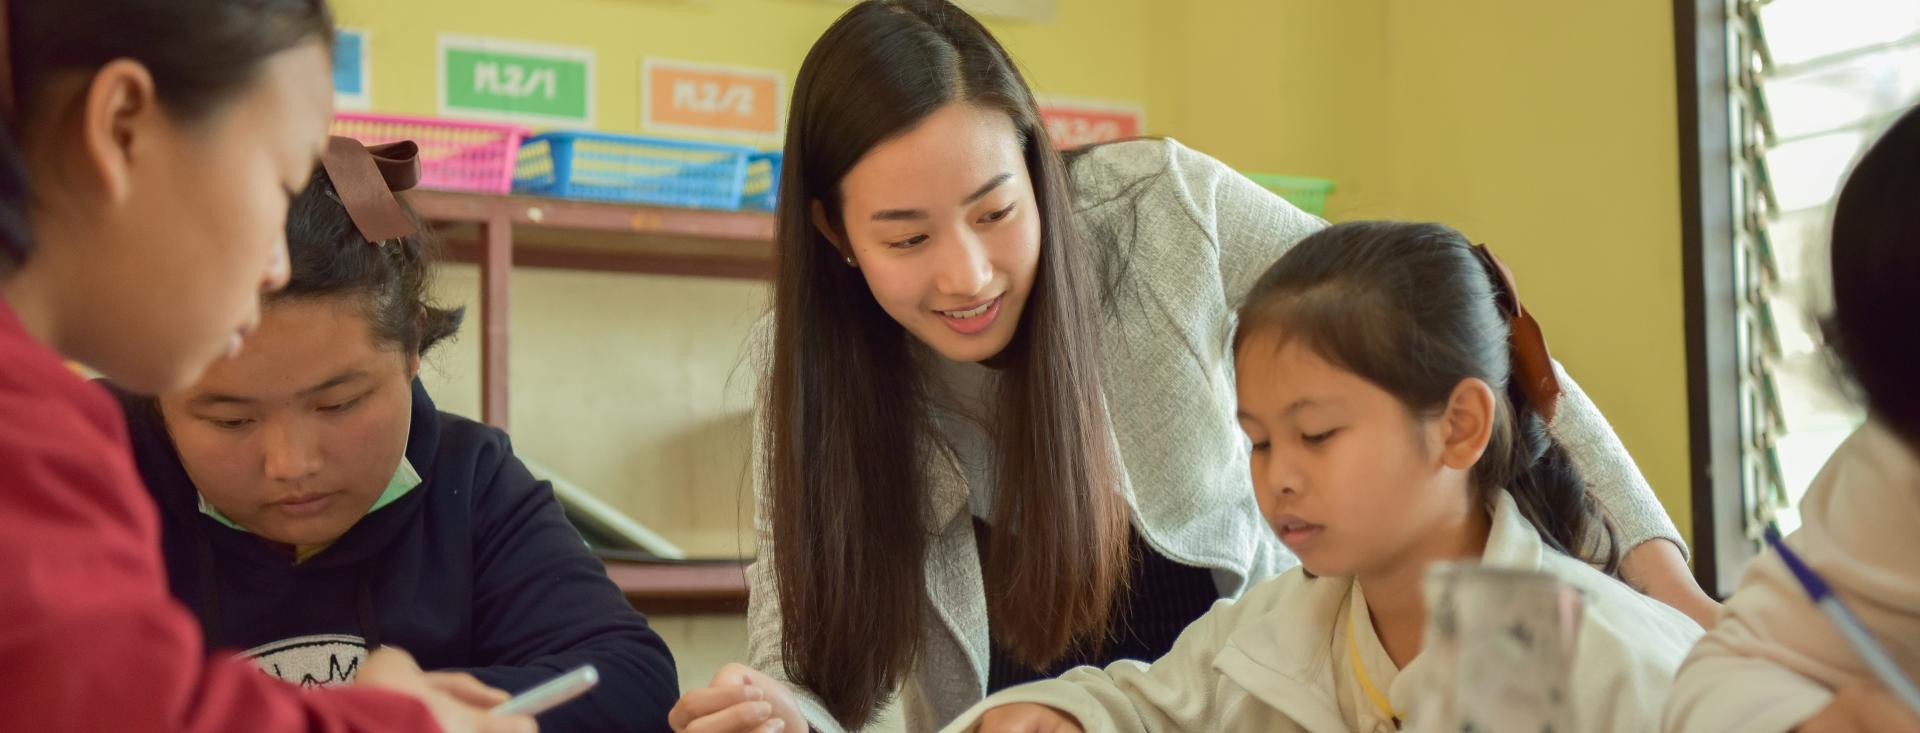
743 152 782 212
514 131 762 210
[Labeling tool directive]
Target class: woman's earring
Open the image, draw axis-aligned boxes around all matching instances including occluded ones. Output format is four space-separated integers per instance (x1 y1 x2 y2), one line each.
844 255 857 268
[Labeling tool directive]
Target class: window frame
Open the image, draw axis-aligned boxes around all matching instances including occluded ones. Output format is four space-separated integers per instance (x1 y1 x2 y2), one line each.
1675 0 1755 598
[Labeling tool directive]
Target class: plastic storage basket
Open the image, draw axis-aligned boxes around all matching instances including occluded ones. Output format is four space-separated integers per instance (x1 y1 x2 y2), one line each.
514 131 770 210
743 152 783 212
1245 173 1336 217
329 112 529 194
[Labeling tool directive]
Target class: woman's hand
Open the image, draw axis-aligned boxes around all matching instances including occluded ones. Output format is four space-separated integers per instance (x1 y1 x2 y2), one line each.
670 663 808 733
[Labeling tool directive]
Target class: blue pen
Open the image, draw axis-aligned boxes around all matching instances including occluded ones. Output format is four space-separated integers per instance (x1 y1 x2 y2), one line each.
1764 523 1920 714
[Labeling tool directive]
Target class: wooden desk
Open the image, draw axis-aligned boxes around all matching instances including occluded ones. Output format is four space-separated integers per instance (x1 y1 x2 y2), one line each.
604 559 751 616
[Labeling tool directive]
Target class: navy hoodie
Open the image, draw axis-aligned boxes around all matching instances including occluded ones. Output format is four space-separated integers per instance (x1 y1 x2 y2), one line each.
113 380 678 733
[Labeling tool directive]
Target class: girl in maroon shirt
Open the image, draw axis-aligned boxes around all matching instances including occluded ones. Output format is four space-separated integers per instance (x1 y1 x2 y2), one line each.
0 2 530 731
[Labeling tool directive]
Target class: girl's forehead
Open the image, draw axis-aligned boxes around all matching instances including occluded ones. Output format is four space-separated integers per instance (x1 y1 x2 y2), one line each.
177 299 399 402
1238 341 1336 398
1236 333 1404 416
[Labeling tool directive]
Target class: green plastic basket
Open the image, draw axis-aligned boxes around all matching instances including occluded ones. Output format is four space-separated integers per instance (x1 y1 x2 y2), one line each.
1245 173 1335 216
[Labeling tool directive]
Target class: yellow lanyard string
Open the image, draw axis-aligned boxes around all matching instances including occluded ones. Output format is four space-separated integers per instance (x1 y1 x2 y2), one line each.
1347 613 1405 730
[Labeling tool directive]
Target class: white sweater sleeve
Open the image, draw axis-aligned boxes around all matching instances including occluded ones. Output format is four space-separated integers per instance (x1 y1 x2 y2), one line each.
1546 361 1687 559
1160 139 1327 309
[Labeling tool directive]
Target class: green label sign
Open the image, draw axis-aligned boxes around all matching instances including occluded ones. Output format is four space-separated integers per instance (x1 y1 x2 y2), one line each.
439 35 593 125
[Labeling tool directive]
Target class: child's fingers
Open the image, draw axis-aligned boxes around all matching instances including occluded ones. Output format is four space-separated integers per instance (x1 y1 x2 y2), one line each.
424 671 511 707
357 647 426 686
474 712 538 733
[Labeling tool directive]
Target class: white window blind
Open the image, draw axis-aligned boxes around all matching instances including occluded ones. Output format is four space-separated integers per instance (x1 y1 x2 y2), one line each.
1729 0 1920 534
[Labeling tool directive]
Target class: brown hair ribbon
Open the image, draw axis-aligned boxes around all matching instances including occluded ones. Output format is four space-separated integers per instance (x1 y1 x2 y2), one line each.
1471 243 1563 423
319 136 421 244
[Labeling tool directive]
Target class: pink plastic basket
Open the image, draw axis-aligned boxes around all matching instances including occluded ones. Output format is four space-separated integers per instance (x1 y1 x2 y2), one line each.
329 112 530 194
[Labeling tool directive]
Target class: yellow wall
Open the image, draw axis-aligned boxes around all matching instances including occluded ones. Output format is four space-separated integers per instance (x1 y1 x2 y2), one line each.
1149 0 1693 541
1144 0 1394 216
1379 1 1691 540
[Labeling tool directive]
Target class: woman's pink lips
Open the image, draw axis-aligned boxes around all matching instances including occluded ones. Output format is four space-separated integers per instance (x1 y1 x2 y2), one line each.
936 296 1002 335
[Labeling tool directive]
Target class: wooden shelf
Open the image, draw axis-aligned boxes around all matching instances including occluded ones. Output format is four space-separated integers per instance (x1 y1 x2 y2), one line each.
413 190 776 280
400 189 776 428
604 559 750 616
411 190 776 243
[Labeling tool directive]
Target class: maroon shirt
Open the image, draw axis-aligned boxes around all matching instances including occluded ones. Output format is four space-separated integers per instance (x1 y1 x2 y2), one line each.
0 297 440 732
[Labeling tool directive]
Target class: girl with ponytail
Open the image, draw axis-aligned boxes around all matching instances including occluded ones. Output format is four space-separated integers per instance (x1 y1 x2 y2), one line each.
953 221 1704 733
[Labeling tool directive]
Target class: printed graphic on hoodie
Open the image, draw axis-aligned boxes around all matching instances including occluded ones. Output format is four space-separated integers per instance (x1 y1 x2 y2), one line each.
243 634 369 688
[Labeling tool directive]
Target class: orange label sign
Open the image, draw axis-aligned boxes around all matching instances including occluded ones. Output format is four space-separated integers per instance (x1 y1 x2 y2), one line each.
1038 99 1144 148
643 59 784 139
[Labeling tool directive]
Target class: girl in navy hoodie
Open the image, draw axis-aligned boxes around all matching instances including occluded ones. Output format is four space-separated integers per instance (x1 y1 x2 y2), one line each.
113 139 679 733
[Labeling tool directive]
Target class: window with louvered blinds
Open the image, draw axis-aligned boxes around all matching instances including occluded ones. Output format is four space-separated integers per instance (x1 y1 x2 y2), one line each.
1727 0 1920 535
